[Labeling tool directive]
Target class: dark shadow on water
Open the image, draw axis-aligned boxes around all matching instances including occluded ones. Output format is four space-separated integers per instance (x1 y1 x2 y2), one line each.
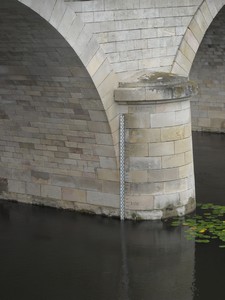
193 132 225 300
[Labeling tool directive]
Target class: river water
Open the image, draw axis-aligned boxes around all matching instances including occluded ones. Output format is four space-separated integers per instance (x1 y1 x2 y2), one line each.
0 132 224 300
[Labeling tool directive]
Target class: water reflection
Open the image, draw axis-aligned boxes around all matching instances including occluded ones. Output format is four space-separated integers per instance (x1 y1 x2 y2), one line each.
0 200 195 300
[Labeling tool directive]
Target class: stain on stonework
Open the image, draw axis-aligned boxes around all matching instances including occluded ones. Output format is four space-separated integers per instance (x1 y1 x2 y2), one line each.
0 178 8 193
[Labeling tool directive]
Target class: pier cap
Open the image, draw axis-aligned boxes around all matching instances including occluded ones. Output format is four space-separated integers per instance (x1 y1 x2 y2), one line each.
115 72 198 103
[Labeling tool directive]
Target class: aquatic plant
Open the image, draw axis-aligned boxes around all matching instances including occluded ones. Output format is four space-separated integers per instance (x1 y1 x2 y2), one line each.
170 203 225 248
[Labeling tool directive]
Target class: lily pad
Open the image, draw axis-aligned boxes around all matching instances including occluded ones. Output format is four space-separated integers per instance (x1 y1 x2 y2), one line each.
169 203 225 247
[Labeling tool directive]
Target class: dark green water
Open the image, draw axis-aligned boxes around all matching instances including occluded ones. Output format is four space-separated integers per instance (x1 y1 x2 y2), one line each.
0 132 224 300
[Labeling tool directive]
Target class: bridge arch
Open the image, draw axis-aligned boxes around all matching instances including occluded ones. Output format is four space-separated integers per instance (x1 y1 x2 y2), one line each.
0 0 120 216
18 0 120 149
172 0 225 76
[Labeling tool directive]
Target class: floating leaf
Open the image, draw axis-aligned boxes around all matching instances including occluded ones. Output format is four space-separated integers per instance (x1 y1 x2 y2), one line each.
195 239 210 243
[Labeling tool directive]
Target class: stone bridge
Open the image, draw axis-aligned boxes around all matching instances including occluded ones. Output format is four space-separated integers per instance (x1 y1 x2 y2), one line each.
0 0 224 219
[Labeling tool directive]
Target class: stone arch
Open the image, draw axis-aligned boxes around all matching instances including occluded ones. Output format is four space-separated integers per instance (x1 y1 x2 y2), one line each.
18 0 120 152
171 0 225 76
0 0 120 216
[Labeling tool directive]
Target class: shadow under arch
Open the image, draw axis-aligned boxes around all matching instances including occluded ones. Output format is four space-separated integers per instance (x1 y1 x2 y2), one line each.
189 5 225 132
18 0 119 150
171 0 225 76
0 0 120 215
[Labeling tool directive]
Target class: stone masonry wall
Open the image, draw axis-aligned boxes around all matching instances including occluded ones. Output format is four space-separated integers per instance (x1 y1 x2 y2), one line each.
65 0 201 79
0 0 119 215
190 6 225 132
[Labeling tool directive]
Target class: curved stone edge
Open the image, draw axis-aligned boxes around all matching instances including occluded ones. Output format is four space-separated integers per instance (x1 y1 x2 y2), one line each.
18 0 120 159
171 0 225 76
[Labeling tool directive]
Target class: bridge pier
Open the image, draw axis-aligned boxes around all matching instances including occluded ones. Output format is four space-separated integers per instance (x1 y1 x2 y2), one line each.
115 73 197 220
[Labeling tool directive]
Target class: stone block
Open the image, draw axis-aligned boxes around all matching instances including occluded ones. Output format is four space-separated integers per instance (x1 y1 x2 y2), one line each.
184 29 199 53
129 128 161 143
200 2 213 26
126 113 150 129
50 0 67 28
115 88 145 102
194 9 209 33
8 180 26 194
127 170 148 183
102 180 120 194
185 151 193 164
161 125 185 141
171 62 188 76
129 157 161 170
97 169 119 181
93 59 113 88
162 153 185 168
179 188 195 206
127 143 148 157
12 169 31 181
26 182 41 196
164 178 187 193
151 112 176 128
95 133 114 146
80 36 100 66
41 185 61 200
99 157 117 169
93 145 115 157
31 170 50 184
89 110 107 122
129 210 163 220
206 0 219 18
51 174 74 188
148 168 179 182
73 177 102 191
175 109 191 125
87 121 111 133
62 188 86 202
180 40 195 64
175 137 192 154
189 18 204 43
179 163 194 179
86 48 106 77
154 193 180 210
87 191 119 208
149 141 174 156
126 195 154 210
174 50 192 75
130 182 164 195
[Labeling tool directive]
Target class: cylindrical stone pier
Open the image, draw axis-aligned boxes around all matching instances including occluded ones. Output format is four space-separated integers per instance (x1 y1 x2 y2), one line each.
115 72 198 220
